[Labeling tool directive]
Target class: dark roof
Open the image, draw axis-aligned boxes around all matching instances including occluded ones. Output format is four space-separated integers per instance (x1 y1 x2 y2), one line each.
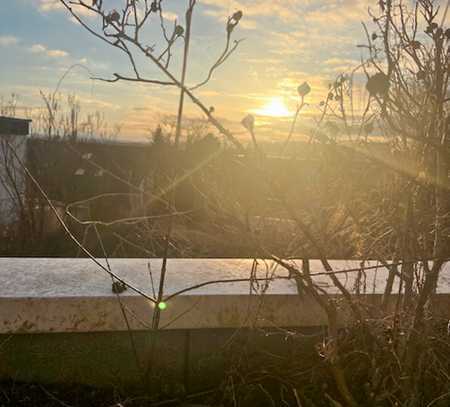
0 116 32 136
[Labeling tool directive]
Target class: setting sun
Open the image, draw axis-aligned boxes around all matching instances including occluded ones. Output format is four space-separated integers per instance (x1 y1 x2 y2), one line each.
253 97 292 117
1 2 449 404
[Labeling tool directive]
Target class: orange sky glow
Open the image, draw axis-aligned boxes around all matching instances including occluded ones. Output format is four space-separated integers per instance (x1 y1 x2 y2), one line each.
0 0 402 143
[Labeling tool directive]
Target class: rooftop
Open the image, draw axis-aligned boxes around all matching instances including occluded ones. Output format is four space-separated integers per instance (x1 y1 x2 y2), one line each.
0 116 31 136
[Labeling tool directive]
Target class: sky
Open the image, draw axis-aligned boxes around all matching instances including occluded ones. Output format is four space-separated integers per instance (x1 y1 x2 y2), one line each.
0 0 378 142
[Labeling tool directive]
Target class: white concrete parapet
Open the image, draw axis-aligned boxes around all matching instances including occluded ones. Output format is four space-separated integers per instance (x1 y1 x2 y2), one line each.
1 258 449 333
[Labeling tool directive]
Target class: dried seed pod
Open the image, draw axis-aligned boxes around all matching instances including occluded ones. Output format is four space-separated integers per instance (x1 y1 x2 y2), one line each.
232 10 243 23
297 82 311 98
366 72 389 96
426 22 438 34
227 10 243 34
174 25 184 37
241 114 255 133
150 1 159 12
112 281 127 294
107 9 120 24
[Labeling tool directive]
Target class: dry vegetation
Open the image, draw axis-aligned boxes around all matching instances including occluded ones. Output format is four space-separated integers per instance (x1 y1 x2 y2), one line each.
1 0 450 405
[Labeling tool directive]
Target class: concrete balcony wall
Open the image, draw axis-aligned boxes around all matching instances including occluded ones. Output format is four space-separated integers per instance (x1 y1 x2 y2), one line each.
0 258 449 390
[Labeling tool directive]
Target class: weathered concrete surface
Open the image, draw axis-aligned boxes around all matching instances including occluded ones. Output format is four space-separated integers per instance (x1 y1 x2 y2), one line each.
2 258 449 297
0 295 335 333
0 258 449 333
1 293 450 334
0 258 449 390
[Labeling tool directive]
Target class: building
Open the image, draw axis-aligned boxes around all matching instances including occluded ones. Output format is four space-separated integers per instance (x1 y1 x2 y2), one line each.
0 116 30 224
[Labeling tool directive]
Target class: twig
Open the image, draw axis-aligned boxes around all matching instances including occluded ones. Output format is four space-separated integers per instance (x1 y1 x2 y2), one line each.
4 139 157 303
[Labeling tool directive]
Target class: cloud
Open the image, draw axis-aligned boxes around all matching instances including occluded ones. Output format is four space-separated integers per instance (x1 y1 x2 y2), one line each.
324 57 359 66
12 0 379 140
201 0 301 24
303 0 370 27
201 0 370 28
46 49 69 57
0 35 19 47
162 10 179 22
30 43 69 58
30 44 46 53
35 0 62 12
34 0 84 14
32 0 96 18
323 57 361 72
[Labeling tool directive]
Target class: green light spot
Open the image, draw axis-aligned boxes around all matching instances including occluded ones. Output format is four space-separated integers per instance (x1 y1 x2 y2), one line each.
158 302 167 310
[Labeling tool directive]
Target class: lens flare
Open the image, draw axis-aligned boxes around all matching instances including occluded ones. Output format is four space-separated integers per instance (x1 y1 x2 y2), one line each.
253 97 292 117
